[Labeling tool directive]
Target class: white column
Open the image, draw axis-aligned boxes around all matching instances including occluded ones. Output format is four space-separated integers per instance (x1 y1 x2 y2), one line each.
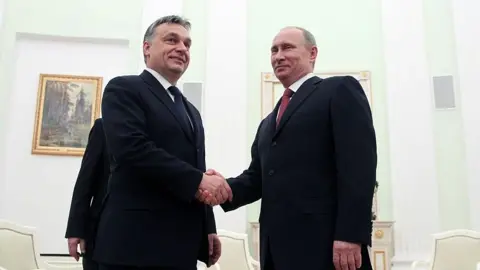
138 0 184 73
0 0 9 217
0 0 3 217
381 0 440 264
203 0 248 233
452 0 480 231
0 0 4 29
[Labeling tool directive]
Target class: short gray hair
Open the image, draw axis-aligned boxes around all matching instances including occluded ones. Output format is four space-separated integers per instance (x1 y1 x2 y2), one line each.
293 26 317 47
143 15 191 62
290 26 317 68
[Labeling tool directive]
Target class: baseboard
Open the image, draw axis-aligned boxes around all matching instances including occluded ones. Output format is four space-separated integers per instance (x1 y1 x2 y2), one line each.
391 254 428 270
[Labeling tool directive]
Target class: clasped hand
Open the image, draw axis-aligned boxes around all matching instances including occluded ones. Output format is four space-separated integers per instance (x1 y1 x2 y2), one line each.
196 169 232 206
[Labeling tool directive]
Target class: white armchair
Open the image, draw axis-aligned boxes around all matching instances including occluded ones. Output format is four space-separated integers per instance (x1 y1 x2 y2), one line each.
0 219 82 270
207 229 260 270
411 229 480 270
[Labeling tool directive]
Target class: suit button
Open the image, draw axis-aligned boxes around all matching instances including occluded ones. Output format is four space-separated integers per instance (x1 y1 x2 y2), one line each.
272 141 277 147
268 170 274 176
196 148 200 152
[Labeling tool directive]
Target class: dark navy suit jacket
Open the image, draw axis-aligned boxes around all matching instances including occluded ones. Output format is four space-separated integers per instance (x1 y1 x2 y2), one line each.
94 70 215 268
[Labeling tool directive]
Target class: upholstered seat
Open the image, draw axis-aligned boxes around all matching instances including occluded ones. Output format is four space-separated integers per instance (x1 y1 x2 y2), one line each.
0 219 82 270
411 229 480 270
206 230 260 270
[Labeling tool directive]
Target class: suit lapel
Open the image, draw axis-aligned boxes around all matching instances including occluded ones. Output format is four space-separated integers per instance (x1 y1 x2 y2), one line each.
265 99 282 139
139 71 194 143
273 76 322 139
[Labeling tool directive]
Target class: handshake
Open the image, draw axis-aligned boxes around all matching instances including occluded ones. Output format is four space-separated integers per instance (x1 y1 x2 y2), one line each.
196 169 233 206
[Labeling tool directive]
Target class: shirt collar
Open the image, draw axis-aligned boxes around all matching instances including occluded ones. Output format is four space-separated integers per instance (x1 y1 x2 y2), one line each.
145 68 175 90
287 73 315 92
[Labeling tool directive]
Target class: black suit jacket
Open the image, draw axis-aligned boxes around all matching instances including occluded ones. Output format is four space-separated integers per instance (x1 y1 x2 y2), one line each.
221 76 377 270
65 118 110 250
93 70 216 268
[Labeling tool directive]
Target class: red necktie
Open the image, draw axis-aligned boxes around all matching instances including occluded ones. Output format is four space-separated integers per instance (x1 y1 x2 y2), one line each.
276 88 294 127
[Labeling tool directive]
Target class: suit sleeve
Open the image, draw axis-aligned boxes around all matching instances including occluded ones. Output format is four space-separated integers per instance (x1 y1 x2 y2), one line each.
331 76 377 245
221 121 264 212
101 77 203 202
65 120 104 239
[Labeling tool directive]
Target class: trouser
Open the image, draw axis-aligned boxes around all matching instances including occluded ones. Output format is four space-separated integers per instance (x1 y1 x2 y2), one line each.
82 240 99 270
263 239 276 270
82 253 99 270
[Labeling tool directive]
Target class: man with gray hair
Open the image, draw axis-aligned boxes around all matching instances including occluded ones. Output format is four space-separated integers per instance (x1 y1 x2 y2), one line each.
93 15 232 270
201 26 377 270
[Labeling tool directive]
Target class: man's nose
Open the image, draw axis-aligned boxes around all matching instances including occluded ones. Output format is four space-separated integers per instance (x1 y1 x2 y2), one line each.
273 52 285 62
176 43 188 52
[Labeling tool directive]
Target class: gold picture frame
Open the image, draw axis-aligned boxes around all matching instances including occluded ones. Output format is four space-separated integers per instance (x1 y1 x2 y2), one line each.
31 74 103 156
260 71 377 218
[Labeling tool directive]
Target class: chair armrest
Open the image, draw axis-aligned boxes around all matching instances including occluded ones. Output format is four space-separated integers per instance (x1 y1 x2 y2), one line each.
249 257 260 270
411 260 430 269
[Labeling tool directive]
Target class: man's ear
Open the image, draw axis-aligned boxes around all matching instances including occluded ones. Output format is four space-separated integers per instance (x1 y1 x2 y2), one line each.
310 45 318 63
143 41 151 59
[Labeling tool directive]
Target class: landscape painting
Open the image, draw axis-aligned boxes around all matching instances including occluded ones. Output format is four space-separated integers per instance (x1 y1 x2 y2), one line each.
31 74 103 156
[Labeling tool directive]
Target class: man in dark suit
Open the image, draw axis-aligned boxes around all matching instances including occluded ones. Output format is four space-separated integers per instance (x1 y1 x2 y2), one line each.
65 118 110 270
93 15 232 270
200 26 377 270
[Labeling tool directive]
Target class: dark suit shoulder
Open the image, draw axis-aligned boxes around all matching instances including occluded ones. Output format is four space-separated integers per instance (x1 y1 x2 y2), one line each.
320 75 355 85
91 118 106 143
320 75 365 97
106 74 143 88
103 75 146 104
92 118 103 128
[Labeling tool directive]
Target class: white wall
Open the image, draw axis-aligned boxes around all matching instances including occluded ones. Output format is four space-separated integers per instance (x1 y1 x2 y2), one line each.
452 0 480 231
381 0 440 266
2 34 130 253
203 0 248 233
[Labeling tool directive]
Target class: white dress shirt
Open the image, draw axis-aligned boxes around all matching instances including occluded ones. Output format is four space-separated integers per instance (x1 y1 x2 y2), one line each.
145 67 176 101
144 68 193 128
276 72 315 120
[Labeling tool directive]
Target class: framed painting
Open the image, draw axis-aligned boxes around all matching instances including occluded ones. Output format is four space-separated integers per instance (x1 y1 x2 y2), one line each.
31 74 103 156
260 71 378 219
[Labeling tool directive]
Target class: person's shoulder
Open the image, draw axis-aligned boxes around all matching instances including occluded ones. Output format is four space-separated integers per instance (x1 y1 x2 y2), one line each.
321 75 354 84
108 74 141 85
104 74 145 96
93 118 103 125
91 118 104 132
319 75 360 91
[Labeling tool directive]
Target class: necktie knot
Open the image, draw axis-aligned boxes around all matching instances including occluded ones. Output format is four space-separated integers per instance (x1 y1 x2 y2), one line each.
168 86 182 98
283 88 294 98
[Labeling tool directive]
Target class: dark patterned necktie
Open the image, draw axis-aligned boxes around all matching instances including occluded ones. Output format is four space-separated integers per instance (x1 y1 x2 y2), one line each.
276 88 294 127
167 86 192 133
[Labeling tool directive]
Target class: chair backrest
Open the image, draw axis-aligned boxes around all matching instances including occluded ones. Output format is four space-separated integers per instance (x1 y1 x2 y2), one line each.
215 229 256 270
0 220 43 270
429 230 480 270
